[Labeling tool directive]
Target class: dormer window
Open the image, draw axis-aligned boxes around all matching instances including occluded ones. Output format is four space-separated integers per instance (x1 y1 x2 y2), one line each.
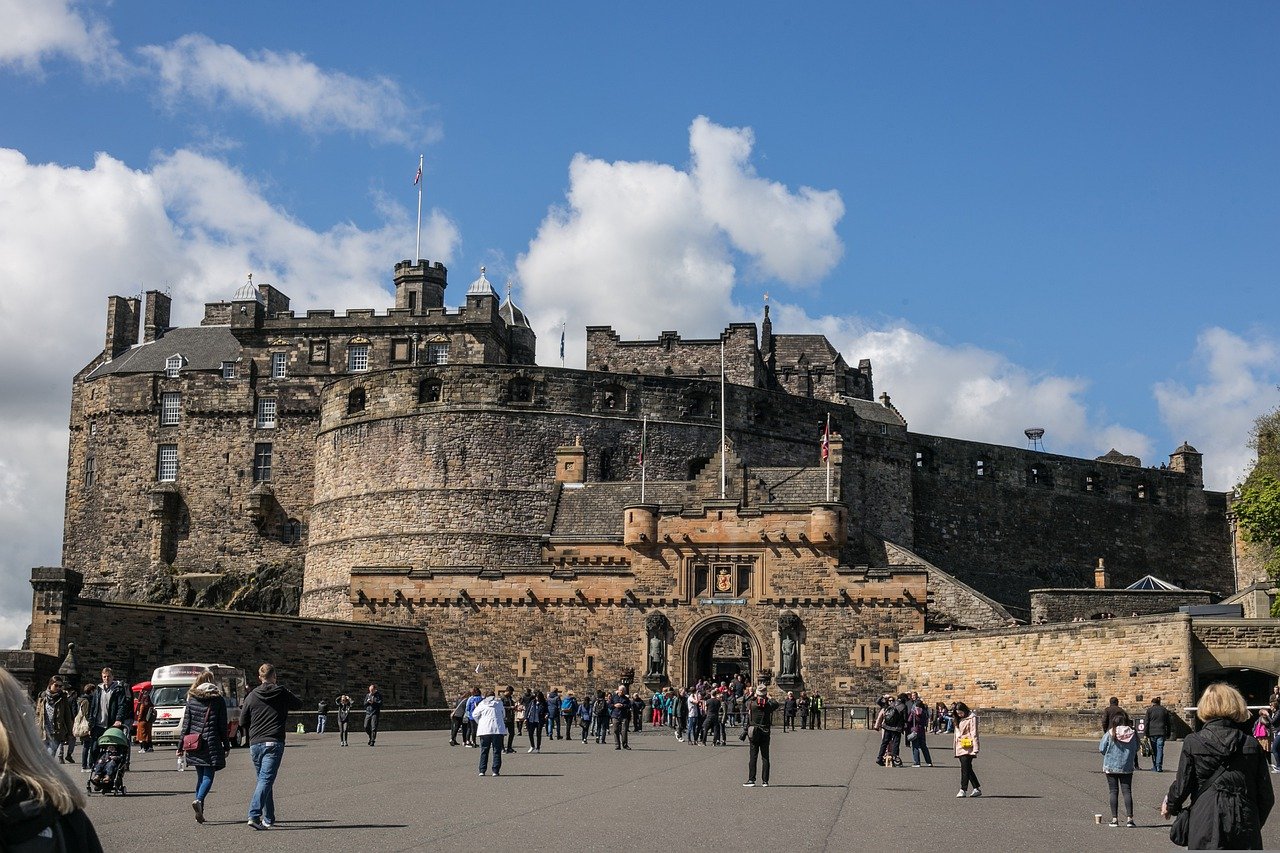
165 354 183 378
221 361 237 380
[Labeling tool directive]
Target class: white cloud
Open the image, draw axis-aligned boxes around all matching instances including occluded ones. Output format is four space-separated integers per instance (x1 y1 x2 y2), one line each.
1155 328 1280 490
517 116 845 363
0 0 126 75
0 146 459 649
139 34 432 145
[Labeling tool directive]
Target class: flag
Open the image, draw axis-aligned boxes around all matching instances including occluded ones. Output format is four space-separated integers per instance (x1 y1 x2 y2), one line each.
821 418 830 462
559 325 565 360
639 417 647 464
414 164 422 186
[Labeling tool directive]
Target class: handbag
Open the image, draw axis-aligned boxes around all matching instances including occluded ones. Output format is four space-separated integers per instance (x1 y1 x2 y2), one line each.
181 704 212 753
1169 751 1237 846
959 736 973 749
72 710 90 739
906 731 917 743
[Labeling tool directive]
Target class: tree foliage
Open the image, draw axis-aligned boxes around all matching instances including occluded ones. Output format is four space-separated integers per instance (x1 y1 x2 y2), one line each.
1236 407 1280 582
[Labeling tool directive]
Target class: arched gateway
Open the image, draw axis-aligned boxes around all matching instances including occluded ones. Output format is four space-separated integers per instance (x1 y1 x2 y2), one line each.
682 616 762 687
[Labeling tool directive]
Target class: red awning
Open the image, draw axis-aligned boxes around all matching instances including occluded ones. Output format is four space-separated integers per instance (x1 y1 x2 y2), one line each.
131 681 152 691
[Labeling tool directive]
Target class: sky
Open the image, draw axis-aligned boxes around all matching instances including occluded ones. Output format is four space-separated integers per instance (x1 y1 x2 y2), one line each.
0 1 1277 649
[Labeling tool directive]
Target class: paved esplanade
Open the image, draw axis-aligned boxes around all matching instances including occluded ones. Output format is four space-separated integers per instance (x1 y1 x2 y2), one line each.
82 728 1279 852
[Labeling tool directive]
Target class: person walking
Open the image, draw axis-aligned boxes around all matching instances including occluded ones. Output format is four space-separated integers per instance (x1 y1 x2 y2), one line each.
953 702 981 798
335 694 352 747
91 668 131 747
610 685 632 750
685 690 703 746
578 693 592 743
473 689 508 776
178 670 229 824
524 690 546 753
594 690 611 744
464 687 482 747
514 690 527 737
134 685 155 754
1162 682 1274 849
239 662 302 830
546 687 562 740
907 696 933 768
782 691 797 732
76 684 97 772
1098 710 1139 827
1101 696 1126 732
706 691 725 746
35 677 74 759
315 697 329 734
502 685 517 754
363 684 383 746
0 668 105 852
1144 696 1172 773
672 688 689 742
741 684 779 787
450 692 470 746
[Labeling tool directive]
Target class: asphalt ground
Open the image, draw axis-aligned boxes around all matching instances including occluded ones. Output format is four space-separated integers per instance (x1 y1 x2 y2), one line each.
77 725 1280 852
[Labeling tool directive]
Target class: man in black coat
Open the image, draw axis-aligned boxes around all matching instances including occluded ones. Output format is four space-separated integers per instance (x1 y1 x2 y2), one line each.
240 663 302 830
1101 696 1126 733
1144 696 1173 772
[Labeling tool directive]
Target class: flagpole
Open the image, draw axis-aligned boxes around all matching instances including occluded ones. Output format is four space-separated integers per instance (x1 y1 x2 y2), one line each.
825 412 832 502
720 339 726 500
641 415 648 504
414 154 424 261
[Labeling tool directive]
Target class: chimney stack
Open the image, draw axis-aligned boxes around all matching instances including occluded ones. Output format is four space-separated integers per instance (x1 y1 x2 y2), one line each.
1094 557 1109 589
104 295 140 359
143 290 171 343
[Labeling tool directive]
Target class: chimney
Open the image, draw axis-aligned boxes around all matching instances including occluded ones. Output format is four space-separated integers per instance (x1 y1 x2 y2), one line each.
143 290 172 343
555 437 587 484
1094 557 1109 589
104 295 140 359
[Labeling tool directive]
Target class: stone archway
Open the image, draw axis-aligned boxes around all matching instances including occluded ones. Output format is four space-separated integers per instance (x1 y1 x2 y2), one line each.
682 615 762 688
1195 667 1278 708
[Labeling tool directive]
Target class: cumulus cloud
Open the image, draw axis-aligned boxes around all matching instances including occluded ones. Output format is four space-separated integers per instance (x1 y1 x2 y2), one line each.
0 146 459 649
1155 328 1280 490
517 116 845 363
140 34 433 145
0 0 126 75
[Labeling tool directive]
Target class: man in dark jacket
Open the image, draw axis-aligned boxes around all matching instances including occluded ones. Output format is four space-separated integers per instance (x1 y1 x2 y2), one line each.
878 693 908 767
741 684 780 786
363 684 383 746
91 668 132 742
609 685 632 750
1144 696 1172 772
239 663 302 830
1101 696 1126 733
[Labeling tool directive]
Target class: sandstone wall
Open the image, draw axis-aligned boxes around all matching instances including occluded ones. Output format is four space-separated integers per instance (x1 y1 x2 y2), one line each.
898 614 1196 715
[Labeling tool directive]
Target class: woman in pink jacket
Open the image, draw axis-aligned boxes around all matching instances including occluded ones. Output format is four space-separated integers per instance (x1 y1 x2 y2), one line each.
953 702 981 798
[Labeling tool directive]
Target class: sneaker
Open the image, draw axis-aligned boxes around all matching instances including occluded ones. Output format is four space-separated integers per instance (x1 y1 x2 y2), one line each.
478 772 485 776
912 763 921 768
534 748 540 753
956 790 966 798
969 788 981 798
192 800 205 824
761 782 769 787
247 818 266 830
1125 818 1135 828
926 763 934 767
743 781 755 787
1108 818 1118 828
492 771 500 777
261 820 273 829
527 747 534 753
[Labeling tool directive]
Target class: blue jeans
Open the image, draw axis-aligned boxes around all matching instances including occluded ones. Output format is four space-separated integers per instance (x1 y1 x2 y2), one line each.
910 733 932 765
478 734 503 774
195 766 215 802
248 741 284 822
1149 735 1166 771
316 714 326 733
1270 735 1278 770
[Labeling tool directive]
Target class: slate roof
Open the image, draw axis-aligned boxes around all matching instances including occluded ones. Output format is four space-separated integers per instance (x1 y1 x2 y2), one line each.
845 397 904 426
750 467 832 503
771 334 842 367
87 326 243 379
551 481 691 538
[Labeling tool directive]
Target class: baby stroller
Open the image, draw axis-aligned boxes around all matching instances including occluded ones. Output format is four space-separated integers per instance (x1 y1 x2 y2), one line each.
86 726 128 796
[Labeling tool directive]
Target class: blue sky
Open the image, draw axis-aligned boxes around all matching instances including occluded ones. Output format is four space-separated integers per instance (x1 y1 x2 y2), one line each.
0 1 1277 646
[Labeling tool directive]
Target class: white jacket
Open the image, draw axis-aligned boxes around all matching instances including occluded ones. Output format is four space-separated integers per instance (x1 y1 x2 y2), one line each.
473 696 508 736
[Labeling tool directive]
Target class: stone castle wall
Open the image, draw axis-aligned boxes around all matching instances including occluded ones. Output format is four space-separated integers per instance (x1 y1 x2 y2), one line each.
1030 589 1216 623
908 435 1232 607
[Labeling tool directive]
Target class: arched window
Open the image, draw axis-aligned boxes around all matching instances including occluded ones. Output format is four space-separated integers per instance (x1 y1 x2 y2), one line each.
418 378 442 404
347 387 366 415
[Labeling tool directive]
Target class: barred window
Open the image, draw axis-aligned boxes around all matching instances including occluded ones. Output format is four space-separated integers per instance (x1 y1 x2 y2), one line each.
157 444 178 482
271 352 287 379
253 443 273 482
221 361 237 380
348 344 370 372
256 398 277 429
160 392 181 426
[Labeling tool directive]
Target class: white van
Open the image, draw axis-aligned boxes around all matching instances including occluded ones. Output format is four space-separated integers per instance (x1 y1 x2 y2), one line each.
149 663 249 747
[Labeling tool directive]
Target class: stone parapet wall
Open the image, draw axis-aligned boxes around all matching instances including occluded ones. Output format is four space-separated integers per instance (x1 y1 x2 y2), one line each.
898 614 1196 715
1031 589 1215 623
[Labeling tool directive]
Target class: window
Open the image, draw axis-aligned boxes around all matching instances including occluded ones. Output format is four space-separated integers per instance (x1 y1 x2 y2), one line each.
418 378 442 403
915 450 925 468
160 392 181 426
84 456 96 488
1136 483 1148 500
1027 466 1041 486
693 565 710 597
256 398 277 429
282 518 302 544
165 354 183 378
391 339 412 363
156 444 178 481
425 343 449 364
1084 473 1097 492
407 292 417 313
221 361 237 380
347 388 366 415
348 344 369 372
976 459 986 478
509 377 533 403
271 352 287 379
252 443 273 482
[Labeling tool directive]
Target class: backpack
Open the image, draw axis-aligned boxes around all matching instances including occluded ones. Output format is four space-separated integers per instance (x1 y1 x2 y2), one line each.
883 703 904 730
561 697 576 715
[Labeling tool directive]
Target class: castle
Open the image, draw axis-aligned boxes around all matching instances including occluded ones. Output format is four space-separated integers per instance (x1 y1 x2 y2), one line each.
25 259 1238 711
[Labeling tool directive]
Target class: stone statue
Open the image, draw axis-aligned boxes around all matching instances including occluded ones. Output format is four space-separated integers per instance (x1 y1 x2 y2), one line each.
780 633 797 676
778 612 801 679
645 612 669 677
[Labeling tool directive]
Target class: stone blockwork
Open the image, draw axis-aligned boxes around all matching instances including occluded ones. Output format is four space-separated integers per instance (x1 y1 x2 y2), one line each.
898 614 1197 718
882 540 1016 629
1191 619 1280 682
1031 588 1216 623
27 568 436 706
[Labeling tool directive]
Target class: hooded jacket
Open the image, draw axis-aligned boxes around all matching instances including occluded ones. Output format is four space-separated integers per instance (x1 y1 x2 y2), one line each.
36 689 75 742
1166 718 1274 850
239 682 303 745
179 684 229 770
1099 725 1139 773
0 779 104 853
473 696 508 737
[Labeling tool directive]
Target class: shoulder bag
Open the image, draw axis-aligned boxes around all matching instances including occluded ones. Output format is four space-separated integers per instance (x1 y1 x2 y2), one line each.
72 709 90 739
1169 751 1237 847
181 704 212 753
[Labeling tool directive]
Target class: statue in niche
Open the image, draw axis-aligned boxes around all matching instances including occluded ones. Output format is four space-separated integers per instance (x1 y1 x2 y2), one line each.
645 612 669 678
780 634 798 676
778 612 802 679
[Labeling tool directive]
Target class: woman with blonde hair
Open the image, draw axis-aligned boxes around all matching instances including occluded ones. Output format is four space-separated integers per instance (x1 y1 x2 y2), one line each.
177 669 228 824
1162 682 1274 849
0 668 103 850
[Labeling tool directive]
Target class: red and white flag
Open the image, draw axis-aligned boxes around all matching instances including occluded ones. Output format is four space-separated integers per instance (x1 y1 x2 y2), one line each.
413 164 422 186
820 417 830 461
